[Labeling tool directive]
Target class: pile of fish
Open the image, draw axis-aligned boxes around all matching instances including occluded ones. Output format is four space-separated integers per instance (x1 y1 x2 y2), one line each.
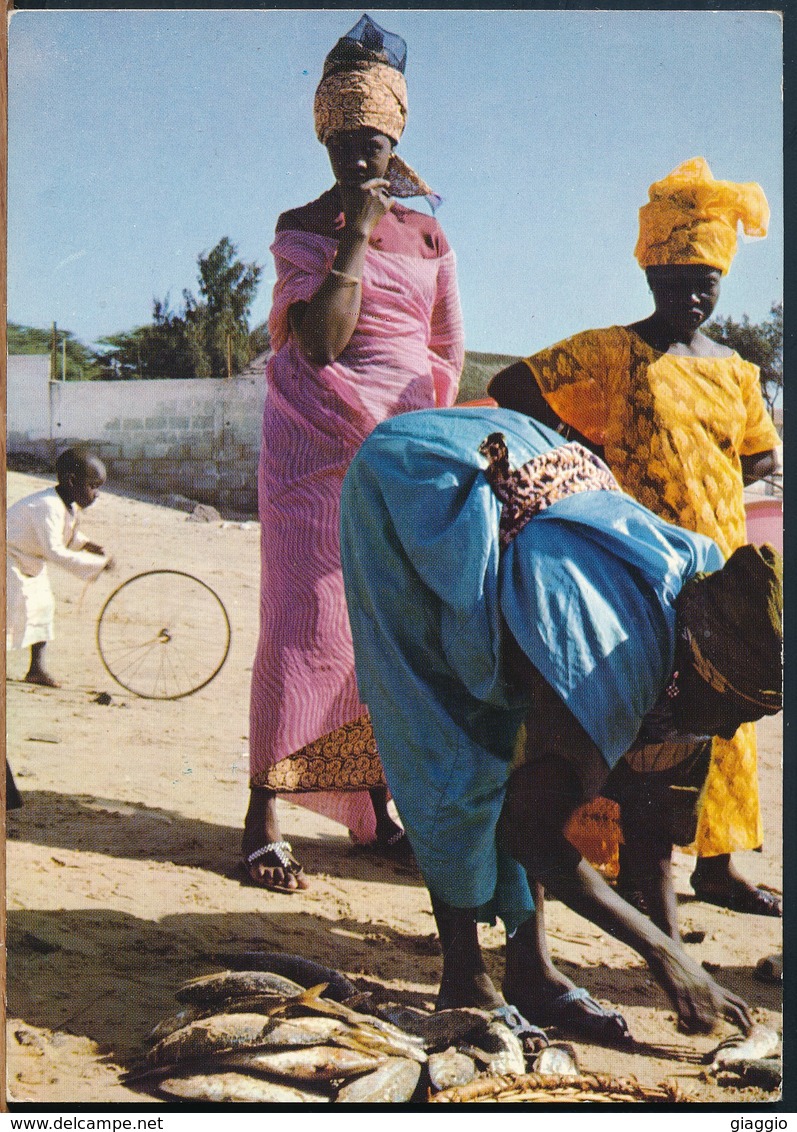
130 952 580 1104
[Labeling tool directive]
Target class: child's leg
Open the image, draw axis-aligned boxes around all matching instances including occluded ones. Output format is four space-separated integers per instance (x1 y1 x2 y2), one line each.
25 641 59 687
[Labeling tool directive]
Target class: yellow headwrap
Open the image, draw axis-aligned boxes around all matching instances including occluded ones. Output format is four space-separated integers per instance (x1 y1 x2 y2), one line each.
634 157 769 275
314 60 438 204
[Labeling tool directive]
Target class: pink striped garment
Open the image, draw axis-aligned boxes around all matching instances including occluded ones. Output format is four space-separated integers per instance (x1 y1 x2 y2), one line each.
249 225 464 843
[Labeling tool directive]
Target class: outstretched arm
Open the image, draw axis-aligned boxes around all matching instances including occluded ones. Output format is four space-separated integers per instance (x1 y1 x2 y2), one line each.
501 754 752 1034
741 449 778 485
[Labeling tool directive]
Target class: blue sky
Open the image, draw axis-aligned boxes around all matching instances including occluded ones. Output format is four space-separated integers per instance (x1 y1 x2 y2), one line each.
8 9 783 357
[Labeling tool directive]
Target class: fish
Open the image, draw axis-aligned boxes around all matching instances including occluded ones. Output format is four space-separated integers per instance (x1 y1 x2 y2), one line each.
708 1024 780 1071
214 951 358 1002
427 1048 478 1091
533 1043 580 1077
146 1010 348 1067
335 1057 422 1104
157 1071 329 1103
464 1020 527 1076
410 1009 493 1050
175 969 306 1005
146 1006 205 1045
374 1003 432 1032
331 1021 428 1064
274 990 427 1061
736 1058 783 1092
222 1044 386 1082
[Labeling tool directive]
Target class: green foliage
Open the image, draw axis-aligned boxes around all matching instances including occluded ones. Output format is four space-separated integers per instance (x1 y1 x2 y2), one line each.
8 322 104 380
248 320 271 360
93 238 263 380
705 302 782 413
456 350 521 404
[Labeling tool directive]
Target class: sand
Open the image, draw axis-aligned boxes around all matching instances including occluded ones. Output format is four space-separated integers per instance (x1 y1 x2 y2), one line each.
5 472 783 1105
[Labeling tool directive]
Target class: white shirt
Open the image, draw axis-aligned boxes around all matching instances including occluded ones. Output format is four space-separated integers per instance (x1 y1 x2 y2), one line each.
7 487 107 582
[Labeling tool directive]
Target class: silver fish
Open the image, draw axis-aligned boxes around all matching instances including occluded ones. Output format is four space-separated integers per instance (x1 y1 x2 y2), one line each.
336 1057 422 1104
147 1010 347 1067
465 1020 526 1076
533 1043 580 1077
223 1044 386 1082
158 1071 328 1103
709 1024 780 1071
176 969 305 1005
427 1048 478 1091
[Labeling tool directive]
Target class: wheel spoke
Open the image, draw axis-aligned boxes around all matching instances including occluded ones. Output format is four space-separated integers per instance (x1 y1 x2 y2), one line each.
96 570 231 699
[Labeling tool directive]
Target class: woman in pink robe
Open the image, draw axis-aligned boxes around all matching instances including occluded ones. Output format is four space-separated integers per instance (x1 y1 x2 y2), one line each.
242 15 464 890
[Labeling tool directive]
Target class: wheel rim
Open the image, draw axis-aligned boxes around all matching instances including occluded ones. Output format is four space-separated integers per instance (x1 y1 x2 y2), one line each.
96 570 231 699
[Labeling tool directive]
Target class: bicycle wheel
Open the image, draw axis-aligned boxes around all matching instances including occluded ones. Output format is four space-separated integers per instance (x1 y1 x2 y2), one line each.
96 570 231 699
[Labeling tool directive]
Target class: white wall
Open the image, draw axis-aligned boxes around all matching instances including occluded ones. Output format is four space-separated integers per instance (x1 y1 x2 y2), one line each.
7 357 267 512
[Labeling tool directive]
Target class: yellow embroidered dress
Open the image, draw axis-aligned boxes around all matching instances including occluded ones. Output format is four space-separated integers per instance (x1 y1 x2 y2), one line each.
523 325 780 864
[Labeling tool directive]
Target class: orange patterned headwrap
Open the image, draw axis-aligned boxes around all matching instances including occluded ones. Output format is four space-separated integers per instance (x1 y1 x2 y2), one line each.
634 157 769 275
314 62 408 146
313 42 438 205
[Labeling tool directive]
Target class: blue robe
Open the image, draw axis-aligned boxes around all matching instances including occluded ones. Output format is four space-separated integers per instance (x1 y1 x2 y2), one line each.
340 408 723 931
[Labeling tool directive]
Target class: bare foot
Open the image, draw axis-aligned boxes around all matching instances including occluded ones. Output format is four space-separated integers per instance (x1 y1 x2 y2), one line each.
691 855 781 917
24 670 60 688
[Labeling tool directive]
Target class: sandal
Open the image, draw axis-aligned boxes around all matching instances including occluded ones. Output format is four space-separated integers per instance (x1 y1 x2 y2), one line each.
240 841 309 892
532 987 633 1046
492 1003 548 1046
355 828 415 863
690 877 781 917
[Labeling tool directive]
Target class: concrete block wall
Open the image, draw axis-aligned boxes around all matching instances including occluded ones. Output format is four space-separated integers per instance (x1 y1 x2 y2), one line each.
7 356 267 514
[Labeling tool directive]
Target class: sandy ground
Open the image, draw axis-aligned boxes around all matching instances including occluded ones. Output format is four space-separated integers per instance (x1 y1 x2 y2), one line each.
5 471 783 1106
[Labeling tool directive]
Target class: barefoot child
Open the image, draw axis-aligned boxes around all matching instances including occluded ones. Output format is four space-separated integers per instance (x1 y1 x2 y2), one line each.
7 448 111 687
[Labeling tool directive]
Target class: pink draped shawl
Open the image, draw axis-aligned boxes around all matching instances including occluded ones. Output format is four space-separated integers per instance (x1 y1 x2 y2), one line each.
249 226 464 842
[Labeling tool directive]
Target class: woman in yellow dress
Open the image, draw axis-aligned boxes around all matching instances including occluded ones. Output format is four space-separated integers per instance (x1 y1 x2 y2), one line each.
489 158 780 930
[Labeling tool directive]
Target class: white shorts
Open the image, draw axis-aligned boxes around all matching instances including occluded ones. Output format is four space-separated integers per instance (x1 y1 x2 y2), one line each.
6 563 55 649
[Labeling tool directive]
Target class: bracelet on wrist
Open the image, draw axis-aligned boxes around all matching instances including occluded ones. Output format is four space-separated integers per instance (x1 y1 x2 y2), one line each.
330 268 362 286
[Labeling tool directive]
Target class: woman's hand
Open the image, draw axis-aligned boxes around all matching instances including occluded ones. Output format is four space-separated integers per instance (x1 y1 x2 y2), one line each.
647 938 753 1034
339 178 393 238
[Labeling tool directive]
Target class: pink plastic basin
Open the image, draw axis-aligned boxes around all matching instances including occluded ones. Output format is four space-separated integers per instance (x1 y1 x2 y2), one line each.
745 498 783 554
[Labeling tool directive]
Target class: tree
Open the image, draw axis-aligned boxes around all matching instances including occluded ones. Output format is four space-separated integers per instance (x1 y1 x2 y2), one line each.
185 237 263 378
248 320 271 359
8 322 103 380
704 302 782 414
92 238 263 380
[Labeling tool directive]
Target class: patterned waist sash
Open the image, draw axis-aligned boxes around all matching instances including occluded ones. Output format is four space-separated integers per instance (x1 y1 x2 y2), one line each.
478 432 621 548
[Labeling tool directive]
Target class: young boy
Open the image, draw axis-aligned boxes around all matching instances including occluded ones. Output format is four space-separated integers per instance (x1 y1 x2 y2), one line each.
7 448 111 688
